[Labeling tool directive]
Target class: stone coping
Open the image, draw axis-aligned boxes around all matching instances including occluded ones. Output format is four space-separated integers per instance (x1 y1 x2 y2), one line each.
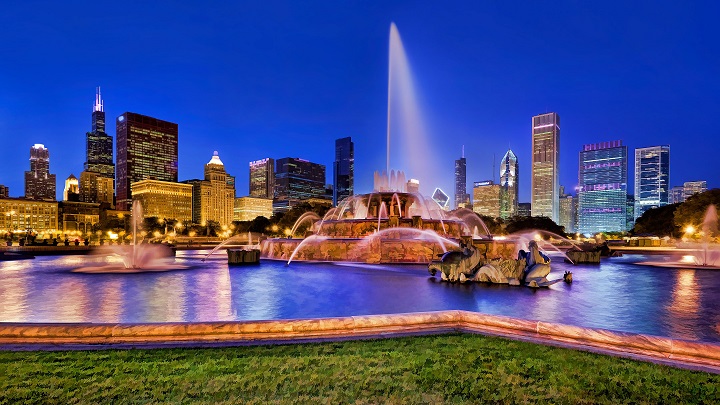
1 311 719 373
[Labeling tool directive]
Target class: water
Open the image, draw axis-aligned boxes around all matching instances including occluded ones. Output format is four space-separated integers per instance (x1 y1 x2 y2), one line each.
1 252 719 343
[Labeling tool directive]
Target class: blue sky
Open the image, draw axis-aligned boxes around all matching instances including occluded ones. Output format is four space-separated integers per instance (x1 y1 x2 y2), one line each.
1 1 718 201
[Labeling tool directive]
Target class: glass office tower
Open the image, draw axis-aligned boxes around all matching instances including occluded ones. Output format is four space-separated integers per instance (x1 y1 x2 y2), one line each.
578 140 628 234
634 145 670 220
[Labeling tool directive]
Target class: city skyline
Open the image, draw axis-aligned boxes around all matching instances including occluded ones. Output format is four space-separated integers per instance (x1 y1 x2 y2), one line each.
1 2 719 202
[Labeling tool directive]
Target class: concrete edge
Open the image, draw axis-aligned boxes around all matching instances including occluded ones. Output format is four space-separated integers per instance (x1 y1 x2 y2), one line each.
1 310 719 373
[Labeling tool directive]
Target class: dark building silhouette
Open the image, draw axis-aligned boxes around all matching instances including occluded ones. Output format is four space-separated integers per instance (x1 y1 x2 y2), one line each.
333 137 354 206
0 185 8 198
24 144 56 200
274 157 326 213
116 112 178 211
454 147 468 209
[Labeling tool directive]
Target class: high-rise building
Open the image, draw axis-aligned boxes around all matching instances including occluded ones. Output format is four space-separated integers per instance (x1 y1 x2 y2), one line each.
472 181 501 218
578 141 628 234
531 113 560 221
131 180 192 222
116 112 178 211
63 175 79 201
669 186 685 204
626 194 635 231
559 193 576 234
0 185 9 198
634 145 669 220
454 147 468 209
234 196 274 221
84 88 115 179
249 158 275 199
333 137 354 206
499 149 519 219
683 181 707 201
432 188 450 210
24 144 56 200
274 157 326 213
184 152 236 227
80 88 115 206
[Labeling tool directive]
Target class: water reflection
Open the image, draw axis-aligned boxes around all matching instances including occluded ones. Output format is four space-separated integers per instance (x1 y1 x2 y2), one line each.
666 269 701 340
1 253 720 343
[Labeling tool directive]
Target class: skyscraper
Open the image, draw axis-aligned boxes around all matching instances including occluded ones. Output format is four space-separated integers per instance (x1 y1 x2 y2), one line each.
0 185 9 198
84 87 114 178
63 174 79 201
274 157 326 212
185 152 236 227
116 112 179 211
333 137 354 206
634 145 669 220
531 113 560 221
472 181 501 218
559 192 576 234
578 141 628 234
499 149 519 219
249 158 275 199
24 144 56 200
454 147 468 209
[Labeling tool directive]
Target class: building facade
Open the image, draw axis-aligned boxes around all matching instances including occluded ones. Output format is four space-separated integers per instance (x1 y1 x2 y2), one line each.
499 149 519 219
185 152 236 227
634 145 670 220
116 112 179 211
518 202 531 217
683 181 707 201
0 197 58 234
472 181 501 218
130 180 192 222
669 186 685 205
578 141 628 234
249 158 275 199
531 113 560 221
274 157 326 213
0 185 8 198
24 144 56 200
559 193 576 234
234 197 274 222
454 148 468 209
58 201 100 234
333 137 354 206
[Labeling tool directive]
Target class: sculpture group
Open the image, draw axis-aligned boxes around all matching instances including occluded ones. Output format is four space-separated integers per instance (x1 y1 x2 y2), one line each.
428 241 569 288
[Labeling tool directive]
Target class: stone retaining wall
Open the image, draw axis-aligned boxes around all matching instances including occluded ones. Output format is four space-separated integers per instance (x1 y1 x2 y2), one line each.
1 311 719 372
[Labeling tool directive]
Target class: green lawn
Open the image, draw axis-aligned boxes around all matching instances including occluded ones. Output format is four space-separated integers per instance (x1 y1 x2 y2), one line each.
1 333 719 404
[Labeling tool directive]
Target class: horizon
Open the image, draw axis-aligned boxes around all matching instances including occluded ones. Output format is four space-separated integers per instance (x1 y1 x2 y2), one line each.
1 1 718 202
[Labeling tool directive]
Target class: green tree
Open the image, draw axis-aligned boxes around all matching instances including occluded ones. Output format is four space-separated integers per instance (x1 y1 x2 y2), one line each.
249 216 271 234
505 216 566 238
673 189 720 235
631 203 680 237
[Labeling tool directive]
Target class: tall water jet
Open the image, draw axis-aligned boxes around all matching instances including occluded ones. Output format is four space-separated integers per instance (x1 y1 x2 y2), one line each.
386 22 439 191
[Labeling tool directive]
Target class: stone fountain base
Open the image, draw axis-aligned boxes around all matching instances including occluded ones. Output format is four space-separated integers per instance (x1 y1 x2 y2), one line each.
260 238 517 264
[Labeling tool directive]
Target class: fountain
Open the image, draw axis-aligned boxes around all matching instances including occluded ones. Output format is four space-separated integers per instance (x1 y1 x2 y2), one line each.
72 201 189 273
636 204 720 270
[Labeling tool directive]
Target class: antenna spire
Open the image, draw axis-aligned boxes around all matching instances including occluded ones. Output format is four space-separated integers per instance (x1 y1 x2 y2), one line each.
93 86 104 112
462 145 465 159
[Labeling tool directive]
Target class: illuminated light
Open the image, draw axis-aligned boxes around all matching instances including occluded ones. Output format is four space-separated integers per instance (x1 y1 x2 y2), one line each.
685 225 696 234
680 255 697 264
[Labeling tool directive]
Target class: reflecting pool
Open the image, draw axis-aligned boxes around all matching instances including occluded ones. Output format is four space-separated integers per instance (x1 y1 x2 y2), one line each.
1 251 719 343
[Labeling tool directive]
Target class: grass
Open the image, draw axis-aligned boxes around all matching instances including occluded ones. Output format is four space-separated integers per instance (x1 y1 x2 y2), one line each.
1 333 719 404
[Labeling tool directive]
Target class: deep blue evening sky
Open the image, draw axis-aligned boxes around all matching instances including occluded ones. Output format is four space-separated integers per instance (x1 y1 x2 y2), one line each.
1 1 718 202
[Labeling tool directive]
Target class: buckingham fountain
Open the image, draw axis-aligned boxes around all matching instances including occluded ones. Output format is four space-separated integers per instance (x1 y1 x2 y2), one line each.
259 23 564 287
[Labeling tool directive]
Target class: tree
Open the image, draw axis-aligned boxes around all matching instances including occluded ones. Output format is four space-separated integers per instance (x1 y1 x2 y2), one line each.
673 189 720 234
249 216 271 234
631 203 680 237
505 216 566 238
